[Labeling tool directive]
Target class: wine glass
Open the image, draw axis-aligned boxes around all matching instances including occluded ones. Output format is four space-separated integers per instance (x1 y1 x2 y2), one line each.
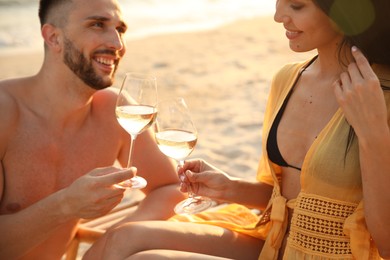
115 72 158 189
155 97 216 214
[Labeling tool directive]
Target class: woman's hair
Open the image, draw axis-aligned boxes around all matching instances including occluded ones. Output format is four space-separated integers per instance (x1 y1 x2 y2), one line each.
314 0 390 66
314 0 390 162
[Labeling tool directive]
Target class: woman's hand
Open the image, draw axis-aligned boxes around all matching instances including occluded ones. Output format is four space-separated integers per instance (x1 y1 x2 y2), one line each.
335 47 390 254
179 159 233 202
334 46 388 139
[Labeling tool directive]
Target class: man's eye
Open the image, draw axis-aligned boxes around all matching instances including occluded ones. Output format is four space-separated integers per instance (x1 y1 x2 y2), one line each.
92 22 104 28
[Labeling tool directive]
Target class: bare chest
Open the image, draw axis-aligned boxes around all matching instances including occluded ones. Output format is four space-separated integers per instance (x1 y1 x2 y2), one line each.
1 119 123 213
277 83 339 168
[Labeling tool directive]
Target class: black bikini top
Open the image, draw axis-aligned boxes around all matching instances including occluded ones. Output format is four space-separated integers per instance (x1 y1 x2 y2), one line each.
266 57 317 171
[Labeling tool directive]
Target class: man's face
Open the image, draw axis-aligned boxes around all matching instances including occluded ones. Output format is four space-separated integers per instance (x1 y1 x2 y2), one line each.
62 35 117 90
61 0 127 90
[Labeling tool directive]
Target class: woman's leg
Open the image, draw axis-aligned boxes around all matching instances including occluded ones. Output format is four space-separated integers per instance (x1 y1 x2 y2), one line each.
128 249 234 260
83 221 263 260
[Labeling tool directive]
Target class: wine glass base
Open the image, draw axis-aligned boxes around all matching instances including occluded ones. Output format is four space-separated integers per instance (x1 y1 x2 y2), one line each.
114 176 147 189
174 197 217 215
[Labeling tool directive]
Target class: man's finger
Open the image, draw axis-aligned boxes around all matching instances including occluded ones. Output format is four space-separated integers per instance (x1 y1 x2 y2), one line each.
99 167 135 185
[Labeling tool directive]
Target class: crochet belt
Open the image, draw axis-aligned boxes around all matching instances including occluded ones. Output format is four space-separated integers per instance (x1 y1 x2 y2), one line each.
288 192 357 258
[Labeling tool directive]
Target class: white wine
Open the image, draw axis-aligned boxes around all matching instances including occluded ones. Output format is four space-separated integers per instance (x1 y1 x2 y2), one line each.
155 129 197 161
116 105 157 135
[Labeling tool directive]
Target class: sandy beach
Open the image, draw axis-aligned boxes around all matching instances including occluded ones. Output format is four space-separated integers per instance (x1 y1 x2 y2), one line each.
0 15 314 180
0 15 315 258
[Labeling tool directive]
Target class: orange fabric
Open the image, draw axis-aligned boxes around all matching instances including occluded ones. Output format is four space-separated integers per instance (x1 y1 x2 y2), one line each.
170 60 390 260
260 60 389 260
169 203 270 240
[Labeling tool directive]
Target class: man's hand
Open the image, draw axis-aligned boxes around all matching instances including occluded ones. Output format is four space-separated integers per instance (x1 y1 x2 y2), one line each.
60 167 135 219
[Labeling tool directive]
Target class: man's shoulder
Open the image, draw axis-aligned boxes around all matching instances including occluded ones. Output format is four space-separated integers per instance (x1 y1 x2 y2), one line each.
0 76 30 106
91 88 120 120
0 78 22 157
0 78 21 116
92 88 119 106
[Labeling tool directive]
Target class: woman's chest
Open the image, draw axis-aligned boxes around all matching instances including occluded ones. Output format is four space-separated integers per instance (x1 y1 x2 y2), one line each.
277 89 339 169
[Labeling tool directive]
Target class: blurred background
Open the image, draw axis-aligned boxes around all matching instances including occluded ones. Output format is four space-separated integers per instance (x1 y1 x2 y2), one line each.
0 0 274 55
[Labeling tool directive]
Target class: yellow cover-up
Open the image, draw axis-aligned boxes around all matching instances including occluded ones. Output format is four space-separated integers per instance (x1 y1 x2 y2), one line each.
170 58 390 260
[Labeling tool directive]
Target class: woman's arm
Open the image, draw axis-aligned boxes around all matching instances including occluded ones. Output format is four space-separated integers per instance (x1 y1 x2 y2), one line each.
334 46 390 257
181 159 273 210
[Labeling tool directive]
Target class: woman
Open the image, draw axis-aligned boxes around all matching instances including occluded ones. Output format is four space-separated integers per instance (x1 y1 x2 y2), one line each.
84 0 390 259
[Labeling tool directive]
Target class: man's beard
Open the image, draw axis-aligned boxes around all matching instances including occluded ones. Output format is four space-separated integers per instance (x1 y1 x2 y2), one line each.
63 37 117 90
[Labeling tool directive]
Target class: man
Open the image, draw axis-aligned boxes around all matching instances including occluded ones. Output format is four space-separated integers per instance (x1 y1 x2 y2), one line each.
0 0 184 259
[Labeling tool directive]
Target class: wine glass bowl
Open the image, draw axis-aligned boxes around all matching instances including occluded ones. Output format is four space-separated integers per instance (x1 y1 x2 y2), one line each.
155 129 197 162
115 72 158 189
155 97 215 214
116 105 157 136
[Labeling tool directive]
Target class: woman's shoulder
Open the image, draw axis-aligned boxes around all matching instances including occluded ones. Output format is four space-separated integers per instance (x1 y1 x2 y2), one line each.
273 57 316 82
372 63 390 88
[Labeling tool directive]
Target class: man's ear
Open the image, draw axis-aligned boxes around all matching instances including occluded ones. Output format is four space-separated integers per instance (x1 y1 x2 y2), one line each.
41 24 62 52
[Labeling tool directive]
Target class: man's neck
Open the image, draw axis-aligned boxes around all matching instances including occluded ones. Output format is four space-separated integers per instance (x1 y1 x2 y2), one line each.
28 66 96 130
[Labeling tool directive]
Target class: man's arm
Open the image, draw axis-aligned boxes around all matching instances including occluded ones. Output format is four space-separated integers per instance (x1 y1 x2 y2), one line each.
0 82 69 258
0 187 77 259
0 166 134 259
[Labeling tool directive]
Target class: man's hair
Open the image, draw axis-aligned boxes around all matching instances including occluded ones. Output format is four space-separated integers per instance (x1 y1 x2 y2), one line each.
38 0 73 28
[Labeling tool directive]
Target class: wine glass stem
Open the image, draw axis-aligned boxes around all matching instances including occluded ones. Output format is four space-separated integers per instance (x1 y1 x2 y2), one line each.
178 160 195 199
127 134 137 170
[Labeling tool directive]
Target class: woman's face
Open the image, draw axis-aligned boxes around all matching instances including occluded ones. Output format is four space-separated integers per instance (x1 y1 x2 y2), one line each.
274 0 343 53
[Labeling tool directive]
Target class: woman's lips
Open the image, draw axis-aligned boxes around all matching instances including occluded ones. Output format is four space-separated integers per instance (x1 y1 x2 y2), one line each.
285 30 301 40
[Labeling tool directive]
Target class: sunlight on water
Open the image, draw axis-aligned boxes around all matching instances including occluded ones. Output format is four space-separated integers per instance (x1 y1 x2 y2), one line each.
0 0 274 54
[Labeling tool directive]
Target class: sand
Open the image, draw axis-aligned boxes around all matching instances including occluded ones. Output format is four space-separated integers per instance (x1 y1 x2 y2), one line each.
0 16 315 180
0 15 315 258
